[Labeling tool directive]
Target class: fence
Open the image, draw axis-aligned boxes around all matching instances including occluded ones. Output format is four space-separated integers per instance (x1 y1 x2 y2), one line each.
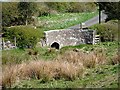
1 37 17 50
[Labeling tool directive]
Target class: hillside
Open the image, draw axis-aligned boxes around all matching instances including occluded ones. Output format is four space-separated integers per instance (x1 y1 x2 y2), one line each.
12 64 118 88
36 11 98 31
2 2 119 89
2 41 119 88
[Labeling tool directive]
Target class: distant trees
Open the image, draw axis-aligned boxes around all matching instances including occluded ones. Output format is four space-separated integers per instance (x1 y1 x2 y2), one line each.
2 2 38 27
45 2 97 13
2 2 97 27
97 2 120 22
18 2 38 25
2 2 19 27
68 2 97 13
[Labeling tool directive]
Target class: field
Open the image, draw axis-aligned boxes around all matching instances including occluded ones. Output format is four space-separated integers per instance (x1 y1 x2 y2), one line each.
2 41 119 88
2 2 119 89
2 10 119 89
37 11 98 31
12 64 118 88
2 11 99 64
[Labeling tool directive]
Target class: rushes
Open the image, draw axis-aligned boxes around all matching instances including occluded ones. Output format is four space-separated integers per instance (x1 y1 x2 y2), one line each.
57 48 107 68
2 60 84 87
2 65 19 88
2 47 107 88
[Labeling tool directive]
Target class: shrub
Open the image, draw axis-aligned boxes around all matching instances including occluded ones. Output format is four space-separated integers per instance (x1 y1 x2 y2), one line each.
68 2 97 13
3 26 43 49
45 2 97 13
37 2 51 16
90 20 118 42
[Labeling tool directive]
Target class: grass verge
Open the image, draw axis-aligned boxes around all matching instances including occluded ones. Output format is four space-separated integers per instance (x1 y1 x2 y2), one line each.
37 11 98 31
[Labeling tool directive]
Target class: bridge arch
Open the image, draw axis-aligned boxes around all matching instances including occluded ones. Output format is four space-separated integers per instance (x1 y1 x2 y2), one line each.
51 42 60 49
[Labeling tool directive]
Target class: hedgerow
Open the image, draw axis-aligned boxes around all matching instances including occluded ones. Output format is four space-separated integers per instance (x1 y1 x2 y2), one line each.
3 26 43 49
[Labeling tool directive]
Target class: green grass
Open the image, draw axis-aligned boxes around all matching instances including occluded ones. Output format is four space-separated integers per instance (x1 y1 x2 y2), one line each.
2 41 118 65
2 47 59 64
37 11 98 31
12 64 118 88
2 42 119 88
34 47 59 60
2 49 28 64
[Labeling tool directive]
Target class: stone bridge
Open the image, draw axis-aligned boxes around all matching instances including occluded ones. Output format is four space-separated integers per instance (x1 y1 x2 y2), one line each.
41 29 96 49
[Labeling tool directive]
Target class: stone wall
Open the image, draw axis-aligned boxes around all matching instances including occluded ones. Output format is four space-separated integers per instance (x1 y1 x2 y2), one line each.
43 29 96 49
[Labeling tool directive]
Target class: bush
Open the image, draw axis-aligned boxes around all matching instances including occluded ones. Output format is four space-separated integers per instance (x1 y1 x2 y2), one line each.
45 2 97 13
90 20 118 42
68 2 97 13
36 3 51 17
3 26 43 49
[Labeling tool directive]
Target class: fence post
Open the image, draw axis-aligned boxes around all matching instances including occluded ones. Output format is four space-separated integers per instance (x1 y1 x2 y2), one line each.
14 37 16 48
93 30 96 45
80 23 82 29
2 38 5 50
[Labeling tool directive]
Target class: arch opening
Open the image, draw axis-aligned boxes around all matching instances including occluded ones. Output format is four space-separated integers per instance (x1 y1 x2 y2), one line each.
51 42 59 49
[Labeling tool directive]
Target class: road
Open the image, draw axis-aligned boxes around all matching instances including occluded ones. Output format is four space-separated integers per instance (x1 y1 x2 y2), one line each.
68 12 107 29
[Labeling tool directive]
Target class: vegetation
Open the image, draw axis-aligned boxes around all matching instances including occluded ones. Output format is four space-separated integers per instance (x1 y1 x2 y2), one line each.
45 2 97 13
11 64 118 88
2 26 43 49
37 11 98 30
2 41 119 88
2 2 38 26
2 2 97 27
97 2 120 21
18 2 38 25
2 2 19 27
2 2 119 89
2 2 98 50
90 20 118 42
2 11 98 49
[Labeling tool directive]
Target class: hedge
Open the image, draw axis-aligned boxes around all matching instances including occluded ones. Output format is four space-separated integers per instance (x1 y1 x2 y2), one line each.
3 26 43 49
90 20 118 42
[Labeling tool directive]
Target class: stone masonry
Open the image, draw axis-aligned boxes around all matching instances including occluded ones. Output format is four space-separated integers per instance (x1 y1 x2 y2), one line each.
42 29 96 49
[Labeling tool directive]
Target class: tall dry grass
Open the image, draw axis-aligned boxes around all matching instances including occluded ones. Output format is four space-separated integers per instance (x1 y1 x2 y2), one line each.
56 48 107 68
2 60 84 87
111 52 120 65
2 47 107 88
2 65 19 88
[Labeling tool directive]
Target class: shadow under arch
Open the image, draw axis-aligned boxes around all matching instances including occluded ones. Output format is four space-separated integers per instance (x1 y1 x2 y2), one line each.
51 42 60 49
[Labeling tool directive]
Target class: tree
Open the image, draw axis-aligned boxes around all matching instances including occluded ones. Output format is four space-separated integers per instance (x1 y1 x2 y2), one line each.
97 2 120 22
18 2 38 25
2 2 19 27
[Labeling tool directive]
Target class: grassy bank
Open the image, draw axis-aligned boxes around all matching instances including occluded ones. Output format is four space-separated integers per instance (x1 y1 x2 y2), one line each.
2 42 119 88
12 64 118 88
37 11 98 31
2 41 118 65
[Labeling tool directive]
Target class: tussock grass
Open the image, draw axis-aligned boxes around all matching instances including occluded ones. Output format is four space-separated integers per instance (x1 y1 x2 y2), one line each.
2 46 108 88
57 48 107 68
2 60 84 87
2 65 19 88
111 52 120 65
